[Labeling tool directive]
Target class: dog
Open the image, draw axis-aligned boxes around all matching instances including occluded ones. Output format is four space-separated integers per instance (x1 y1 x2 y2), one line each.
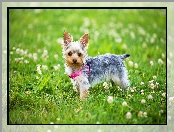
62 31 130 100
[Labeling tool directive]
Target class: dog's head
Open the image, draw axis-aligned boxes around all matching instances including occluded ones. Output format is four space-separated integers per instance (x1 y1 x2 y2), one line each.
62 32 89 68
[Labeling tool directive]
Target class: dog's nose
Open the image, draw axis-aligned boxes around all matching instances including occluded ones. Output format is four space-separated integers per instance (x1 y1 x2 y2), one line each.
73 59 77 63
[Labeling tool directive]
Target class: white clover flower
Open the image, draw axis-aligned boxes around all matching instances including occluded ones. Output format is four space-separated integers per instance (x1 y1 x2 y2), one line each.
54 66 58 71
37 64 41 67
149 80 154 84
104 84 109 89
42 49 49 60
50 122 54 124
153 33 157 38
16 48 20 54
118 87 122 91
28 53 32 58
54 64 60 71
122 101 127 106
25 91 31 95
142 42 147 48
122 44 127 49
150 61 154 66
103 82 108 87
56 118 60 121
162 53 165 58
107 96 113 104
37 49 41 53
57 38 64 45
150 83 155 89
162 93 166 97
140 82 144 85
150 37 155 44
115 38 122 43
158 58 164 65
141 99 146 104
54 54 58 59
33 53 38 61
43 49 48 55
148 94 153 99
96 121 100 124
138 111 143 117
14 58 19 62
22 49 28 56
128 61 134 67
37 70 42 75
134 63 138 69
126 112 132 119
141 89 144 93
132 87 136 90
19 49 24 55
15 57 24 63
36 64 42 74
130 31 135 39
152 76 157 79
128 94 132 98
103 82 107 86
42 65 48 70
159 110 163 113
138 27 146 35
155 82 159 88
143 112 147 117
131 89 134 93
24 60 29 64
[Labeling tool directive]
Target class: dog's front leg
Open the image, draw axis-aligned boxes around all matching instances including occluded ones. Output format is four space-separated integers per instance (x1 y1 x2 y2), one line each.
77 75 90 100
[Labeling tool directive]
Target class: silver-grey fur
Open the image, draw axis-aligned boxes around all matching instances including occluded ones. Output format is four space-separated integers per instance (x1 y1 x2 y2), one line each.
82 53 130 88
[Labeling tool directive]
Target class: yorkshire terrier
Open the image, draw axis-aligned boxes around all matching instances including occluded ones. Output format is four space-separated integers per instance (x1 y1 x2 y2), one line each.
62 31 130 100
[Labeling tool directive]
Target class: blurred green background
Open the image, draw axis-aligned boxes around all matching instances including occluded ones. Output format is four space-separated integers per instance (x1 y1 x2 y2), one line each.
8 8 166 124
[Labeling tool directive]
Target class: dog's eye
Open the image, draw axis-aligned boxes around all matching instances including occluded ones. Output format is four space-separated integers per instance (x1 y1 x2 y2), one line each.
78 53 81 57
68 52 72 56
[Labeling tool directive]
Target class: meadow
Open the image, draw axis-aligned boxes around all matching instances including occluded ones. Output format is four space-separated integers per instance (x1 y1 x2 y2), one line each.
9 8 166 124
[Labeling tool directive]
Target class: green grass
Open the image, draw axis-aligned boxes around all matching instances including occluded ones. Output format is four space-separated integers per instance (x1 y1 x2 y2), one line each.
9 9 166 124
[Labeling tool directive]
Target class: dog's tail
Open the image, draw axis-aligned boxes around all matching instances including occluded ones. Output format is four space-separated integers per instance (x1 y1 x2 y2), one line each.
120 54 130 60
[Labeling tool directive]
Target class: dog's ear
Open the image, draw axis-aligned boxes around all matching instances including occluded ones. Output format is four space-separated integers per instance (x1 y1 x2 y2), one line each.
64 31 73 46
79 33 88 47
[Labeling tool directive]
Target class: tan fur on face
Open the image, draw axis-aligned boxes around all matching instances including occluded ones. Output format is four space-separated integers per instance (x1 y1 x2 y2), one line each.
65 50 85 69
63 32 88 70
